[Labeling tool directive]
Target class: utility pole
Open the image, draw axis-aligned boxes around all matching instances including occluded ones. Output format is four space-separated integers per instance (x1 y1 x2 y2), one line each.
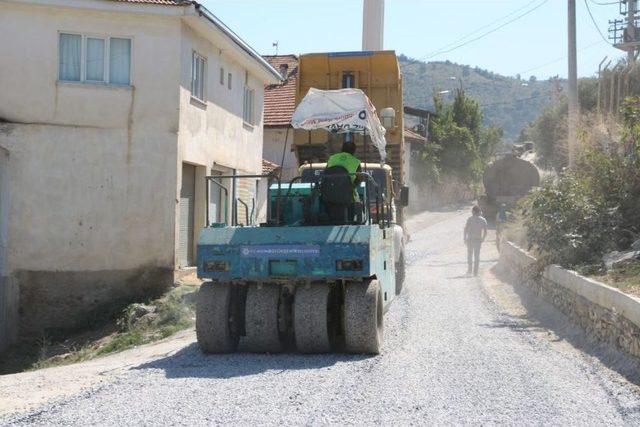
609 0 639 63
627 0 638 62
568 0 578 168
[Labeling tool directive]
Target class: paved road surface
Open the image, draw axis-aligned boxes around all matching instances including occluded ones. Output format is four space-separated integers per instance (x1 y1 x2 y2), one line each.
3 210 640 425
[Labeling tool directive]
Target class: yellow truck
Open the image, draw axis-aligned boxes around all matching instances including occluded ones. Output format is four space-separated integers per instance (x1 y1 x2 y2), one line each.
292 50 407 223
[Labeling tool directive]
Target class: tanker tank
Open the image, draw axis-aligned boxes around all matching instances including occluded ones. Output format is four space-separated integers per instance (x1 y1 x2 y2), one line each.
478 153 540 222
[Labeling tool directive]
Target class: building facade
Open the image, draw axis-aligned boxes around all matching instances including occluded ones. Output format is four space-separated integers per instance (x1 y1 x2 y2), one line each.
0 0 279 350
262 55 299 181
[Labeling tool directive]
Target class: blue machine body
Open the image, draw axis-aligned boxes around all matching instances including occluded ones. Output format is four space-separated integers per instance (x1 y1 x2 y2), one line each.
197 181 396 308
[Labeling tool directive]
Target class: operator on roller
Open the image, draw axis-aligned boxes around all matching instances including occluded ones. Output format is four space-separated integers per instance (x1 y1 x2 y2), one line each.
326 140 364 201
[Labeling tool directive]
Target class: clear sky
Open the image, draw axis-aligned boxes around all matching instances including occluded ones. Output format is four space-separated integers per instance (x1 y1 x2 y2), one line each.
200 0 625 79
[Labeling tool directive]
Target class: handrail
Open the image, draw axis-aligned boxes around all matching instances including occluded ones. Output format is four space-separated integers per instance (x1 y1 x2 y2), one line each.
206 173 277 226
205 177 229 227
237 198 250 226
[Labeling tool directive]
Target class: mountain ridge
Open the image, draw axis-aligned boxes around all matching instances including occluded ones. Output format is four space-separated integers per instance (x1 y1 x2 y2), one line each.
399 54 564 140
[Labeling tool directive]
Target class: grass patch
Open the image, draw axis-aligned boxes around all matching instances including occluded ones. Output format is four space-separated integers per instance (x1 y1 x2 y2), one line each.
503 217 528 249
591 260 640 298
0 282 198 374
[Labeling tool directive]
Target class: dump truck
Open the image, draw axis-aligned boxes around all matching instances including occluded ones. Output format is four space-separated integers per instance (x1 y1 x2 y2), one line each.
195 88 407 354
293 51 407 225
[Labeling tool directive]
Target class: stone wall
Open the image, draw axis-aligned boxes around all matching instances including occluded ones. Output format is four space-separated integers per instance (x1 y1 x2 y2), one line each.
500 241 640 359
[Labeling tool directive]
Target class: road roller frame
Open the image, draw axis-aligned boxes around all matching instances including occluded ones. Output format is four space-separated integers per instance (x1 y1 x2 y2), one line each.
195 170 403 355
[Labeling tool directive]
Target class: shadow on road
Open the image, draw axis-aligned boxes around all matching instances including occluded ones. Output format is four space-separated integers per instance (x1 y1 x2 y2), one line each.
482 264 640 387
134 343 371 379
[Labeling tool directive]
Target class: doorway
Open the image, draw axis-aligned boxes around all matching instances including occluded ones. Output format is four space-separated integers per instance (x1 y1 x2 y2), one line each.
178 163 195 268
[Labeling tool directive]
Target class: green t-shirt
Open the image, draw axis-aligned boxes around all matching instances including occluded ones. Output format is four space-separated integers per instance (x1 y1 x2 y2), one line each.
327 152 361 182
326 152 361 201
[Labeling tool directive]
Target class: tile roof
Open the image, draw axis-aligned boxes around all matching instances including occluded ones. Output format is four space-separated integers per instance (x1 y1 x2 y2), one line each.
262 159 281 175
111 0 192 4
263 55 298 127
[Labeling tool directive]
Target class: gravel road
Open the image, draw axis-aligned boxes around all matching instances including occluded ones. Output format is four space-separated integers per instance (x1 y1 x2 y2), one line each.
3 209 640 425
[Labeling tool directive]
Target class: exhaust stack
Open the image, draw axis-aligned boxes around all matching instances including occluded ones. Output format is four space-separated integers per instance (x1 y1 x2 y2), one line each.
362 0 384 51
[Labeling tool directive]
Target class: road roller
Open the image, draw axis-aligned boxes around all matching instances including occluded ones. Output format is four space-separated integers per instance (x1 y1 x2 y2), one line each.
195 88 407 354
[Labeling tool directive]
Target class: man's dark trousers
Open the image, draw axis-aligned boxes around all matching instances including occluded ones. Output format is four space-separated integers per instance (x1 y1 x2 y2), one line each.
467 240 482 275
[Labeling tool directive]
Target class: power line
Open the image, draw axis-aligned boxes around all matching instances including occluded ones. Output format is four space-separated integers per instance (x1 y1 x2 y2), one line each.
515 39 604 75
588 0 618 5
584 0 612 44
421 0 550 60
416 0 540 60
402 0 550 71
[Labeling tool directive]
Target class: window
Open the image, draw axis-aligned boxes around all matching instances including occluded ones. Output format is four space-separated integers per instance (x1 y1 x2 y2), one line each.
228 73 232 90
58 33 131 85
109 38 131 85
191 52 206 102
59 34 81 81
219 67 225 85
243 86 255 125
85 37 105 82
342 72 355 88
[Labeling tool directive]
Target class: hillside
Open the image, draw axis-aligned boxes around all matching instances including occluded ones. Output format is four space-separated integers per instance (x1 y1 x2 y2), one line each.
399 55 562 140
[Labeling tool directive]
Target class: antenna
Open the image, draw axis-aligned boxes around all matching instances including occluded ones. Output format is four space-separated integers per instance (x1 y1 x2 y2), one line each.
272 41 279 56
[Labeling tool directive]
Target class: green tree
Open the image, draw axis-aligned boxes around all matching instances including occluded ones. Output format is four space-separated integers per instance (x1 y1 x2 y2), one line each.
425 89 498 184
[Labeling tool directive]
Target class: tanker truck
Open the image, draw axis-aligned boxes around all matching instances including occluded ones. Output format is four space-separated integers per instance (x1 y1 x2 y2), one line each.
478 152 540 222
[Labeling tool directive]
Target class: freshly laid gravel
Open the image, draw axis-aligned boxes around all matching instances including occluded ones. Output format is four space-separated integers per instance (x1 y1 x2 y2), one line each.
4 211 640 425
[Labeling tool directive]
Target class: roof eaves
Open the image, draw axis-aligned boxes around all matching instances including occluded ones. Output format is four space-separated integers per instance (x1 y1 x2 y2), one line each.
193 2 282 83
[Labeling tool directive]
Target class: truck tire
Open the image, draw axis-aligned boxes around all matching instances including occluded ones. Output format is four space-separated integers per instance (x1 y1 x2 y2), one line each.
196 282 239 354
395 252 405 295
294 284 332 353
245 284 283 353
344 280 383 354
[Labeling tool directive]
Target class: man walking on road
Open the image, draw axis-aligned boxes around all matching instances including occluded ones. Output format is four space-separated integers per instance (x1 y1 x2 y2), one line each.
464 205 488 276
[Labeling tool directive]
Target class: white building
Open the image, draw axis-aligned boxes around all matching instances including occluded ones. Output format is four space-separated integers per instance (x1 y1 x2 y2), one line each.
0 0 280 350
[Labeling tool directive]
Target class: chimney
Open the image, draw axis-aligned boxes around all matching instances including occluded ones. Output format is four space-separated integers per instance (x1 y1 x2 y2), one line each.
362 0 384 51
279 63 289 80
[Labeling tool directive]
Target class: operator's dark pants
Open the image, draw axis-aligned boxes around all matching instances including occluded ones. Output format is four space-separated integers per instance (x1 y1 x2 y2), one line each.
467 240 482 275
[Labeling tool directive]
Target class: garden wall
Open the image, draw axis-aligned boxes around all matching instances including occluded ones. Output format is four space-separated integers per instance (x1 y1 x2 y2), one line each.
500 240 640 359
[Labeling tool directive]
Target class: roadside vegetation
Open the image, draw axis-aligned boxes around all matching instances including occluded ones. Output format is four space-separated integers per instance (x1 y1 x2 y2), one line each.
412 88 503 207
509 73 640 295
0 279 198 374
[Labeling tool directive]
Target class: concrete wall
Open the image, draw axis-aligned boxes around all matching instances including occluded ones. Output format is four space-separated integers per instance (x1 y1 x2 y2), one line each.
0 2 182 336
500 240 640 359
263 127 297 181
176 22 264 258
0 147 17 352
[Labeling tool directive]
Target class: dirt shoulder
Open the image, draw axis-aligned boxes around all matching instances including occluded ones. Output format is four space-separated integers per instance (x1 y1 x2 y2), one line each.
0 329 195 417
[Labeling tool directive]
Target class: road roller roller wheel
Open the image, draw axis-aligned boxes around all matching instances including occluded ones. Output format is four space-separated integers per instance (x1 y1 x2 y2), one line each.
196 282 239 354
294 283 332 353
245 284 284 353
344 280 383 354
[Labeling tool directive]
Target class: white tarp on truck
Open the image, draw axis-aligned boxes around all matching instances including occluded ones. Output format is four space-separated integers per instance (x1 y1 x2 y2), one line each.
291 88 388 162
